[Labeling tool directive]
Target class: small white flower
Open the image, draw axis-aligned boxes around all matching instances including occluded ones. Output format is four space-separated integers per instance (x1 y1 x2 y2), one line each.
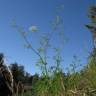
29 25 38 32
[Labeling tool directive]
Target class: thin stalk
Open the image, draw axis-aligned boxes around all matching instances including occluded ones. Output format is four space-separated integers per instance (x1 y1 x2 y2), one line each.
16 26 48 76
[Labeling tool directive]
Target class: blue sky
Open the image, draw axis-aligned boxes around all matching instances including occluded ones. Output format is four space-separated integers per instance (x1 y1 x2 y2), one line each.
0 0 94 74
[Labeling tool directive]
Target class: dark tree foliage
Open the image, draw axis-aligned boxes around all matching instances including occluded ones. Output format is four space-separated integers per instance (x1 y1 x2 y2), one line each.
9 63 33 85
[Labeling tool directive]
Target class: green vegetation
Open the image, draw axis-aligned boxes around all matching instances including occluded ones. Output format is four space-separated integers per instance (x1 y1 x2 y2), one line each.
9 5 96 96
9 48 96 96
20 48 96 96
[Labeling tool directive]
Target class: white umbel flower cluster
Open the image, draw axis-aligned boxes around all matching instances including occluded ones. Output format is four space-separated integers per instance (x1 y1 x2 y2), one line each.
29 25 38 32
